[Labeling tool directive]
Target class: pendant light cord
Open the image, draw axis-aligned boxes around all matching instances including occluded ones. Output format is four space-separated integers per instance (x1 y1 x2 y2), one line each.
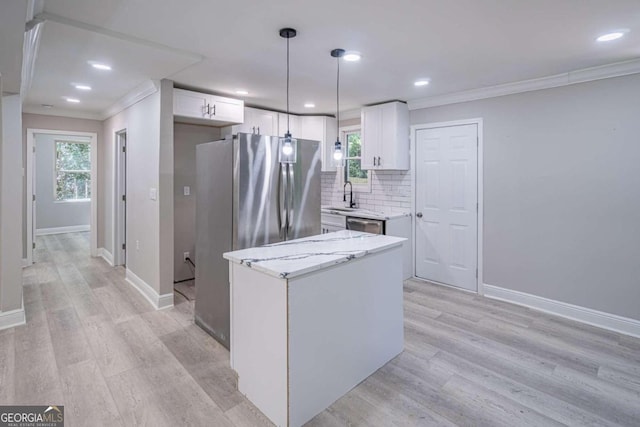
286 36 290 134
336 54 340 139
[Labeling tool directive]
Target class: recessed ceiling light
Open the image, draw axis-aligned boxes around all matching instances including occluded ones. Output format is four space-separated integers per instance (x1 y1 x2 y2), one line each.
343 51 361 62
89 62 112 71
414 79 430 87
596 30 628 42
235 90 249 95
65 98 80 103
304 103 315 108
74 84 92 91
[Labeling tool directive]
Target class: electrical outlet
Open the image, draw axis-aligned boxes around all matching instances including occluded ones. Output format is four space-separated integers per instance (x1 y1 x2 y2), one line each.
183 252 190 262
136 240 140 250
183 186 191 196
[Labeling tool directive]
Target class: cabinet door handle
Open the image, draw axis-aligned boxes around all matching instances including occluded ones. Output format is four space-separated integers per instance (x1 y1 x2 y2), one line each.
252 126 256 134
378 156 381 166
373 156 376 166
257 126 260 134
212 104 216 116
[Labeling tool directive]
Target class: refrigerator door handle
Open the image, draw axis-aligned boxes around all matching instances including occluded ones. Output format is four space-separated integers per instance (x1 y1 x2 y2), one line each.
278 163 288 239
287 164 294 235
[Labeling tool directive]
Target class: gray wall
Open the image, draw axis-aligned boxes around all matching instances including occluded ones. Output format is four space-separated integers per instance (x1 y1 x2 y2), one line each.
173 122 221 281
1 94 23 312
22 113 104 256
35 133 91 230
411 73 640 321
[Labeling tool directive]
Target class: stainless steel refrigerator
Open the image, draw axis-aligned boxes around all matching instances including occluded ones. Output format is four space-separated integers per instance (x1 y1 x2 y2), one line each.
194 132 321 348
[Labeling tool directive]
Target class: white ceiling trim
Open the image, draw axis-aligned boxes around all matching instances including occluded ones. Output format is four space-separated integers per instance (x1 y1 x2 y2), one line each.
35 12 204 62
22 105 104 120
101 79 159 120
408 58 640 111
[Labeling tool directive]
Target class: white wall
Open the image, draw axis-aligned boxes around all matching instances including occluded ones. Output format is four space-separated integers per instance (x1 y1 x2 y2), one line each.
411 73 640 322
173 123 221 281
1 94 23 312
34 133 91 230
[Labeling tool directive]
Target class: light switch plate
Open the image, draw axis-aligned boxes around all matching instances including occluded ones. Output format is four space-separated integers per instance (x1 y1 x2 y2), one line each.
149 188 157 201
184 186 191 196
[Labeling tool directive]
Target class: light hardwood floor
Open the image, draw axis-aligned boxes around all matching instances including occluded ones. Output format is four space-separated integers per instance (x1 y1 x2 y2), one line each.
1 232 639 426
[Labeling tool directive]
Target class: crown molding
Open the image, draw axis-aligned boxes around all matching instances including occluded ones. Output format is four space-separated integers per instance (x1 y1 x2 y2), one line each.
22 105 104 121
101 79 159 120
408 58 640 111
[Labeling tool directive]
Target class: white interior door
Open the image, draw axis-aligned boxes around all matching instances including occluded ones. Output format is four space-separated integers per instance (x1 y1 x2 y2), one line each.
32 146 37 254
116 130 127 266
415 124 478 291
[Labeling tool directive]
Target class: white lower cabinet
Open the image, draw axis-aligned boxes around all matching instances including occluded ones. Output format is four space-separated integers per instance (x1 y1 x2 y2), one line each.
321 212 345 234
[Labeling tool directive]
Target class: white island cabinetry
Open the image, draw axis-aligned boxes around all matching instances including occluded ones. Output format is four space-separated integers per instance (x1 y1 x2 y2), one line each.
224 230 405 427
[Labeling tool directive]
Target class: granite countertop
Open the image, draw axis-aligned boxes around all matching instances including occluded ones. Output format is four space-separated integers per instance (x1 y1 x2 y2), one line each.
223 230 406 279
321 206 411 220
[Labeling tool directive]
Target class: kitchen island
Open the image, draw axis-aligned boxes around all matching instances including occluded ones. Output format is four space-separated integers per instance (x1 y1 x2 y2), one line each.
223 230 406 427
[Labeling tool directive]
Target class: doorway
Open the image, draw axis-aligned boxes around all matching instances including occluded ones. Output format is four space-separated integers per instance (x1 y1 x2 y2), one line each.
26 129 98 265
113 129 127 266
412 119 483 293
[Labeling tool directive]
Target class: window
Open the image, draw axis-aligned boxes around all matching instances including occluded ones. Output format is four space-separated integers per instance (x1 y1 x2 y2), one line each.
343 128 369 190
55 140 91 201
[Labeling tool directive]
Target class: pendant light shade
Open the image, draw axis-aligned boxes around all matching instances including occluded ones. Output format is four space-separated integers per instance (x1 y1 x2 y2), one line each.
279 28 297 164
331 48 345 166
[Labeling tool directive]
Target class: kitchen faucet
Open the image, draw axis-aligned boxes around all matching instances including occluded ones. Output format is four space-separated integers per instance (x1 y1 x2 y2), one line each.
343 181 356 208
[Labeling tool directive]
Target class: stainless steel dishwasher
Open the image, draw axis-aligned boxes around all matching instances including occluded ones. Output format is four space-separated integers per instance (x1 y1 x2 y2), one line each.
346 216 385 234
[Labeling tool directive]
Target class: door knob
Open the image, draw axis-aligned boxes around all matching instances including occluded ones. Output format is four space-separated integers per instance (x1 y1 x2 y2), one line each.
416 212 423 218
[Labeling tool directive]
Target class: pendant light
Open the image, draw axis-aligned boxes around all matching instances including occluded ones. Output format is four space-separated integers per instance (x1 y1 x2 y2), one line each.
331 48 345 165
279 28 297 163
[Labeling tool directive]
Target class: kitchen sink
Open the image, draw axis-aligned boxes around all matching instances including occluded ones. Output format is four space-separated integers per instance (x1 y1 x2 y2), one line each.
325 206 359 212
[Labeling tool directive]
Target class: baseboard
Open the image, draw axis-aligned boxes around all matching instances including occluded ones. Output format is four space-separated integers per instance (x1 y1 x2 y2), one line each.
483 284 640 339
125 268 173 310
0 300 26 331
98 248 114 266
36 225 90 236
22 258 30 268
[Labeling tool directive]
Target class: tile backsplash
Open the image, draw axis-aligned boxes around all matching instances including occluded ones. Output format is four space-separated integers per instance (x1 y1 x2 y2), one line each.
321 170 412 214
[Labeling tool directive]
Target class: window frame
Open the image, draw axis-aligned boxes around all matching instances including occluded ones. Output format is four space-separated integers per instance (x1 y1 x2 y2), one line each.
54 139 92 203
340 125 371 193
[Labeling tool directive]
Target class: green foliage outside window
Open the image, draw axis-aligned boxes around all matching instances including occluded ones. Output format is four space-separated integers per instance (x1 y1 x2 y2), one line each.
55 141 91 201
345 132 368 185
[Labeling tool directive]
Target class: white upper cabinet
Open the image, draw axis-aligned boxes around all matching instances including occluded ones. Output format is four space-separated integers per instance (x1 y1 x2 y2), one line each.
361 101 409 170
222 107 278 137
277 112 301 138
173 88 244 126
300 116 337 172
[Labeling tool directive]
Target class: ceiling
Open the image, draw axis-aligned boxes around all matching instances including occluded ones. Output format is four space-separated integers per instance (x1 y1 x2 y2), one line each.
16 0 640 118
